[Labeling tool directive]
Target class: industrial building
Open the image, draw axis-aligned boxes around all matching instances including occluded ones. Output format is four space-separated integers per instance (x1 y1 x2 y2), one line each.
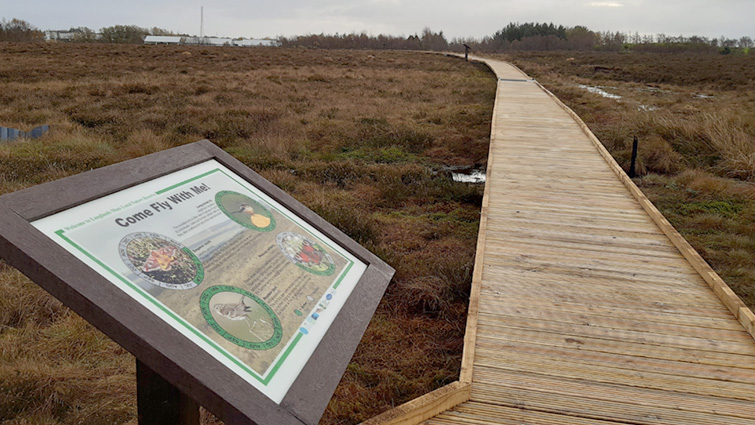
143 35 183 45
143 35 279 47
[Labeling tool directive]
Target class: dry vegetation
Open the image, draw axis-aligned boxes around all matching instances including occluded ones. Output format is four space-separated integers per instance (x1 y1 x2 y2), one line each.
6 43 750 425
504 51 755 307
0 43 495 424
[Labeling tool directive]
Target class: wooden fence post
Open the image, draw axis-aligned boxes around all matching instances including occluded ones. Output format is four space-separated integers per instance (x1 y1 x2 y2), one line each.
629 136 639 178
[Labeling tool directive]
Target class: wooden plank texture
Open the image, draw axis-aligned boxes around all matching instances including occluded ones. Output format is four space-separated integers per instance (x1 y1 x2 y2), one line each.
360 382 471 425
435 58 755 424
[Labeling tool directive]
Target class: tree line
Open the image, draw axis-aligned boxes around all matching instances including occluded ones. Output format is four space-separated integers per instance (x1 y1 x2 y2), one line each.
0 18 44 42
0 18 176 43
66 25 177 43
276 23 753 54
2 17 752 54
279 28 449 51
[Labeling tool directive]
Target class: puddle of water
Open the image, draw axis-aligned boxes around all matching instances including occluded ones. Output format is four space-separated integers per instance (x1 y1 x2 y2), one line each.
451 168 486 184
578 84 622 100
0 124 50 141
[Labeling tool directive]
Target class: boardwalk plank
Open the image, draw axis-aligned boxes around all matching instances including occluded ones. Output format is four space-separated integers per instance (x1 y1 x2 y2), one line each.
461 59 755 424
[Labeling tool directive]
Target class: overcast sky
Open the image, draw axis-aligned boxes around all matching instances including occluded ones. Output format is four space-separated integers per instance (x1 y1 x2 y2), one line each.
4 0 753 40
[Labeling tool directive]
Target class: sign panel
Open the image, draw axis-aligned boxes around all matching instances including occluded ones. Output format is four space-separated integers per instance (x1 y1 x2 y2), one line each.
31 160 367 403
0 140 394 424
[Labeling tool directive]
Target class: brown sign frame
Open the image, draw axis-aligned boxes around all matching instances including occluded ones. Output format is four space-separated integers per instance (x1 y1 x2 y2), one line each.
0 139 395 425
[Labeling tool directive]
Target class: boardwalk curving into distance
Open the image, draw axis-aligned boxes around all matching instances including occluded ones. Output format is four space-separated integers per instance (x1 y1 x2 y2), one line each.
362 58 755 425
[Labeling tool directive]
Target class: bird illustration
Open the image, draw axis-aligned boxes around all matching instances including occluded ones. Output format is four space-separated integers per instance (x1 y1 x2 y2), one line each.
213 296 269 341
235 202 271 228
213 296 252 321
235 203 255 215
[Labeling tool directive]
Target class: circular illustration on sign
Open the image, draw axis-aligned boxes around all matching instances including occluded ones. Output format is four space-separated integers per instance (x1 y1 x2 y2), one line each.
119 232 204 290
215 190 275 231
276 232 335 276
200 285 283 350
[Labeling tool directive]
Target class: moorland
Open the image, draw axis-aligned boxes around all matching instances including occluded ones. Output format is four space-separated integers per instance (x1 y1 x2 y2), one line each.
0 43 494 424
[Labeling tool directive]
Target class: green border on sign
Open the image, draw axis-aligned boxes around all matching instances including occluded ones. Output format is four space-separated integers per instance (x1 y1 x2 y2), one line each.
184 247 205 284
53 167 357 387
200 285 283 350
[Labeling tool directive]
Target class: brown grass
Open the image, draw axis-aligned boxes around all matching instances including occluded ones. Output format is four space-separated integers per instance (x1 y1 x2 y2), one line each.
503 51 755 309
0 43 495 424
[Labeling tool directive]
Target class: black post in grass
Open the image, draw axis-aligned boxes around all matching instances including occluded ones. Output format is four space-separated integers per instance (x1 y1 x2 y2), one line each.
464 44 471 61
629 136 639 178
137 360 200 425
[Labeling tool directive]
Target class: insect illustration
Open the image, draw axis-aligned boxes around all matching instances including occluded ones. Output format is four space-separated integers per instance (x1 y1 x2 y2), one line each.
142 245 178 272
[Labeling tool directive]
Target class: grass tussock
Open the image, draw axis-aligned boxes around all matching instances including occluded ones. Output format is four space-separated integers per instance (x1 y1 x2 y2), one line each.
0 268 135 425
506 51 755 308
0 43 495 424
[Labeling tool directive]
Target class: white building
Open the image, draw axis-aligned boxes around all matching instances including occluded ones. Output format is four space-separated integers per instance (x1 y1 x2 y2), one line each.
183 36 232 46
144 35 183 45
45 30 76 41
233 38 279 47
143 36 279 47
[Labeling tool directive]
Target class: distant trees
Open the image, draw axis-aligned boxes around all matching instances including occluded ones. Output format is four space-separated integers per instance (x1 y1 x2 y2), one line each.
595 31 627 51
277 23 753 54
99 25 150 44
280 32 378 49
148 27 176 36
419 27 448 51
280 28 448 51
86 25 176 43
1 15 751 55
451 22 753 54
0 18 44 42
69 27 98 43
0 17 181 44
566 26 598 50
494 22 567 43
468 22 594 52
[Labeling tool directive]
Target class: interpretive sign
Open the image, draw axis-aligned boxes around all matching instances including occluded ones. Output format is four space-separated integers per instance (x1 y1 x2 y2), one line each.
0 140 394 425
32 159 367 403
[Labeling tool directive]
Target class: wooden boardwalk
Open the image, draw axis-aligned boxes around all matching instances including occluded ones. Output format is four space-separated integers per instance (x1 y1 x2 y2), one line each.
363 58 755 425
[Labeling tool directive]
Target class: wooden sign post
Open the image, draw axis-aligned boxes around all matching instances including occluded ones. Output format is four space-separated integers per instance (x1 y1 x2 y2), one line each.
137 360 200 425
0 140 394 424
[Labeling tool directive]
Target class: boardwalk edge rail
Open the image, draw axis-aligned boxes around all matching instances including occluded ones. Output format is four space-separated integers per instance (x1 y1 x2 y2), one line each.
358 55 502 425
534 79 755 339
359 381 471 425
